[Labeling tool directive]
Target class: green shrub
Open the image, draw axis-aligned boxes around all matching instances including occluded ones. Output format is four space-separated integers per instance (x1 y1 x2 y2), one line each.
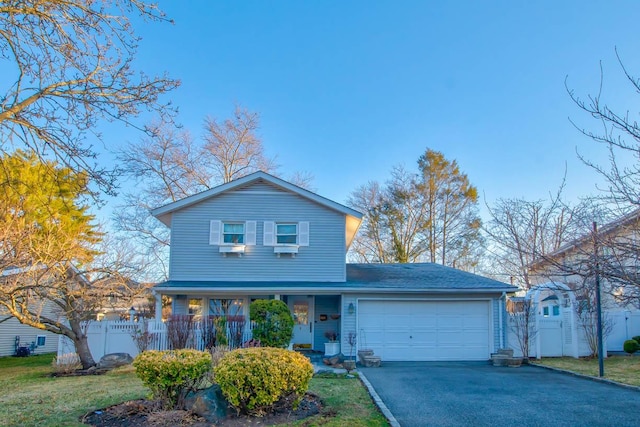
133 349 211 409
631 335 640 343
624 339 640 354
249 299 294 348
214 347 313 415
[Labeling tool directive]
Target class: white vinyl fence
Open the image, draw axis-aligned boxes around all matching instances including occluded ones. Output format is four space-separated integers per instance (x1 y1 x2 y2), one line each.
57 319 255 361
606 311 640 351
507 310 640 359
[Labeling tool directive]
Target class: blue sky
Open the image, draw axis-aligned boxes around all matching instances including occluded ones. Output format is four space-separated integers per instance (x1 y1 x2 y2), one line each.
105 1 640 219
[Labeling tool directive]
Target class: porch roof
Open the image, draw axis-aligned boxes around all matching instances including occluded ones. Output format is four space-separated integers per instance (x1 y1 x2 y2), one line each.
154 263 516 294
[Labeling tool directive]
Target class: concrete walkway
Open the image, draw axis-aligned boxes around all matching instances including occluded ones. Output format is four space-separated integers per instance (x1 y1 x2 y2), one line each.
360 362 640 427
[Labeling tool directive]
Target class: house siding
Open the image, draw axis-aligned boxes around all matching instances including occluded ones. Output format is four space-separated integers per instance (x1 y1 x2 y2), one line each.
168 182 347 282
313 295 341 351
0 316 59 357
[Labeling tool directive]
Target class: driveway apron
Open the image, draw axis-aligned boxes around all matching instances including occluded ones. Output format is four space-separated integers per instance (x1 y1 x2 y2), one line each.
360 362 640 427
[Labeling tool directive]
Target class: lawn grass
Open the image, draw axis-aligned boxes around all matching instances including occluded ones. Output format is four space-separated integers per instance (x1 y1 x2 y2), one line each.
535 355 640 387
292 373 389 427
0 353 148 427
0 355 389 427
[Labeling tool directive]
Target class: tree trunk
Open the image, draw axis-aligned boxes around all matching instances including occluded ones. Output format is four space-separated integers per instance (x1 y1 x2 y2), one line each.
74 334 96 369
69 319 96 369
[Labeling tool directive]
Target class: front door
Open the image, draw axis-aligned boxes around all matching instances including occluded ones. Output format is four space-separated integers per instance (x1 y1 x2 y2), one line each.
288 296 314 348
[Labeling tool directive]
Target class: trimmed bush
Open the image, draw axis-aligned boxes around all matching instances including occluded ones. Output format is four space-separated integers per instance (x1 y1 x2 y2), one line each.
632 335 640 343
133 349 212 409
624 339 640 355
214 347 313 415
249 299 294 348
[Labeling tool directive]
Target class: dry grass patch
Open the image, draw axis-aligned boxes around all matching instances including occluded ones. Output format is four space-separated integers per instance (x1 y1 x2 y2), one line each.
535 355 640 387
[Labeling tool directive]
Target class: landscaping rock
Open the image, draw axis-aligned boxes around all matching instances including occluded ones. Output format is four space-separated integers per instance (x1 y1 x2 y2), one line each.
185 384 228 423
363 355 381 368
322 353 344 366
96 353 133 369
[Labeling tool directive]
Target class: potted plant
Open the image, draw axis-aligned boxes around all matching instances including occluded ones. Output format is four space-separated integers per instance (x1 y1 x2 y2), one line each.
342 332 356 374
324 330 340 356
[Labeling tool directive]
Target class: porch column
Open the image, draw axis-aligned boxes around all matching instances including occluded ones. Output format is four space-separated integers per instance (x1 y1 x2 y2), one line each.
274 294 280 300
154 291 162 322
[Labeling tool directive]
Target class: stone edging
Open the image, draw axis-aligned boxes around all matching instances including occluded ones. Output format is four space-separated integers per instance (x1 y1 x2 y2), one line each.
358 371 401 427
530 363 640 392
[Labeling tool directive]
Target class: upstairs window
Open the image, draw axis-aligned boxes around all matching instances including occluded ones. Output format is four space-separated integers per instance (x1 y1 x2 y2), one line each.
223 222 245 244
264 221 309 248
276 223 298 244
210 220 256 248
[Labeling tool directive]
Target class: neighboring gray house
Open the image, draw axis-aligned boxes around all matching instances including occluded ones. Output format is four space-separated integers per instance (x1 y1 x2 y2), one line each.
0 314 59 357
151 171 516 361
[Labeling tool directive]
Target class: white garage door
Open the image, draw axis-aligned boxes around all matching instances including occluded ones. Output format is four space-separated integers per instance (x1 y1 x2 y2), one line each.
358 300 491 361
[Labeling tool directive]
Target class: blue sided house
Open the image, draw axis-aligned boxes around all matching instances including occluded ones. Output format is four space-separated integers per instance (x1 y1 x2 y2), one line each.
151 171 516 361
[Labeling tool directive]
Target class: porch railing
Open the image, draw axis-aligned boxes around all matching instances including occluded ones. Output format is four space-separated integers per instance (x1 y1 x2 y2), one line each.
57 316 256 360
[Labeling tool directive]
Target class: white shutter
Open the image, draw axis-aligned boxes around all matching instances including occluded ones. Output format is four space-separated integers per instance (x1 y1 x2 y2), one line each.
299 221 309 246
209 220 221 245
246 221 257 245
263 221 275 246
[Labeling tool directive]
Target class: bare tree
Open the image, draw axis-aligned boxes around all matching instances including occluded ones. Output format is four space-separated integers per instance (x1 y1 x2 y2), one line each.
1 236 150 369
116 108 312 279
203 106 278 183
483 185 589 289
574 279 615 358
508 297 537 361
0 1 178 196
348 167 428 263
567 48 640 210
567 49 640 304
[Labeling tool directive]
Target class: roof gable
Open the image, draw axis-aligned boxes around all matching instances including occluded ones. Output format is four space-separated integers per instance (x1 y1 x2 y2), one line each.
530 208 640 270
150 172 363 248
151 171 363 226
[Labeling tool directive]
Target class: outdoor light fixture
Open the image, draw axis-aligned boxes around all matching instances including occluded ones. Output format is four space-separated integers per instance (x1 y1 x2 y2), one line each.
129 306 136 322
348 302 355 315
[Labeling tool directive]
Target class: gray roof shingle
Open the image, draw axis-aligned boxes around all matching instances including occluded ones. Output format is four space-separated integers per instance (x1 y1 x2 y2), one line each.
155 263 516 293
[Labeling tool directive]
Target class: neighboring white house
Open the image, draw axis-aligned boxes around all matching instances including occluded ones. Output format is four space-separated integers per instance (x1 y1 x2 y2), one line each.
146 171 517 362
529 208 640 311
521 209 640 356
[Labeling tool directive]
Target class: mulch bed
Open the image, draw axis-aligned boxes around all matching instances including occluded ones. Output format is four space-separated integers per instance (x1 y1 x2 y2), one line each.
81 393 322 427
51 368 110 377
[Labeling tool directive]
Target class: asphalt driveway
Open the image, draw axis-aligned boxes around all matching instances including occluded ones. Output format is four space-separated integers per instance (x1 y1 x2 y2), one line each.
360 362 640 427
